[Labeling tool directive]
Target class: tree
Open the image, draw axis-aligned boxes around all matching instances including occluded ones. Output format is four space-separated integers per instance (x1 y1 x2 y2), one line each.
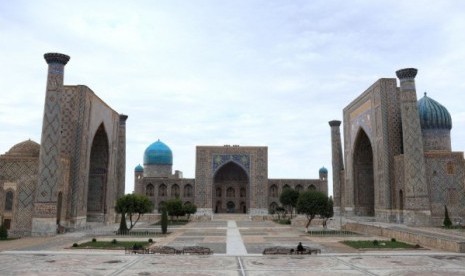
275 206 287 220
321 196 334 229
296 191 328 232
161 207 168 234
165 198 185 221
115 194 153 233
444 205 452 228
279 188 299 219
183 203 197 220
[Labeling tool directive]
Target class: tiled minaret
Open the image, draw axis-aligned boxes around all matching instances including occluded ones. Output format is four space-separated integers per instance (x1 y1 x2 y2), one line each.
32 53 70 236
329 120 344 212
396 68 431 225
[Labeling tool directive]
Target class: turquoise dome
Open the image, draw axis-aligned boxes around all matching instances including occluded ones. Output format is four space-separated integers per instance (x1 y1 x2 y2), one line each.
134 164 144 172
143 139 173 165
319 166 328 174
417 93 452 130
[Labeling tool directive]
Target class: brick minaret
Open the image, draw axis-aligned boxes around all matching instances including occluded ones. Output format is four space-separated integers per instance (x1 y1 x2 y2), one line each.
117 114 128 199
329 120 344 212
32 53 70 236
396 68 431 225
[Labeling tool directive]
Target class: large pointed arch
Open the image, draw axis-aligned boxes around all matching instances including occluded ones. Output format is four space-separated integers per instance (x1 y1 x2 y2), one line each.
212 161 249 213
352 128 375 216
87 123 109 222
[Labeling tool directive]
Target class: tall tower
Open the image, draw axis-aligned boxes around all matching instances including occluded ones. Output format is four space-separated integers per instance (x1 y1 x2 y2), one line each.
329 120 344 213
117 114 128 198
32 53 70 236
395 68 431 225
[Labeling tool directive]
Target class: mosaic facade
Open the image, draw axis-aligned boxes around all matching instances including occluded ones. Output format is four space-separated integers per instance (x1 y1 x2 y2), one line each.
134 145 328 216
331 68 465 226
0 53 126 236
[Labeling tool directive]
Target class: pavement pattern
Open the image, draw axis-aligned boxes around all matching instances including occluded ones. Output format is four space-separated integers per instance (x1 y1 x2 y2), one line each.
0 216 465 275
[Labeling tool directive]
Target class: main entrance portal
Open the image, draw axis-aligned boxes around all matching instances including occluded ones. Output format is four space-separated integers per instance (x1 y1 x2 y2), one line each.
213 162 248 213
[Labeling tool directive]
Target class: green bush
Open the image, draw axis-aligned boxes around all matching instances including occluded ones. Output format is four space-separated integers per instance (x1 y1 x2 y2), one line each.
148 238 153 243
0 223 8 240
391 238 396 242
72 243 78 247
111 239 117 244
92 238 97 243
372 240 379 246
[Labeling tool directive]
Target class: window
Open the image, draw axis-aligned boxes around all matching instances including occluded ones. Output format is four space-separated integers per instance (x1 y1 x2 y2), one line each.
171 184 180 197
146 184 154 197
282 184 290 191
184 184 193 197
159 184 167 197
269 185 278 197
447 161 455 175
295 185 303 192
216 187 222 197
226 187 235 197
308 184 316 191
240 188 246 198
5 191 13 211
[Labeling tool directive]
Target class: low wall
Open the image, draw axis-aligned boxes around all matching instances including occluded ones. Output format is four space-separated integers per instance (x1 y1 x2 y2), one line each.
343 222 465 253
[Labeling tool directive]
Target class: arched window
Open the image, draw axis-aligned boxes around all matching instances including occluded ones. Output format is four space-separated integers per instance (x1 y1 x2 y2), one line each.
269 202 279 212
184 184 193 197
295 185 303 192
5 191 13 211
171 184 180 197
216 187 222 197
240 188 246 198
269 185 278 197
226 187 235 197
158 201 166 213
184 201 192 206
282 184 290 191
447 161 455 174
159 184 167 197
146 184 154 197
308 184 316 191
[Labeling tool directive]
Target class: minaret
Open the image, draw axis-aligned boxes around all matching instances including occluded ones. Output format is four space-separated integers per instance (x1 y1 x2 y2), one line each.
395 68 431 225
117 114 128 199
329 120 344 212
32 53 70 236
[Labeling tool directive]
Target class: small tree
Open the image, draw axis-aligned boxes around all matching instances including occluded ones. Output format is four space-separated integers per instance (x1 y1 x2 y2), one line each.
161 207 168 234
115 194 154 233
275 206 287 220
444 205 452 228
321 196 334 229
279 188 299 219
296 191 328 232
183 203 197 220
165 198 185 221
0 222 8 240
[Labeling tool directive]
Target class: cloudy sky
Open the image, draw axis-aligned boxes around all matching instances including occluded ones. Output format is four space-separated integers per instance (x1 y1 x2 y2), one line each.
1 1 465 195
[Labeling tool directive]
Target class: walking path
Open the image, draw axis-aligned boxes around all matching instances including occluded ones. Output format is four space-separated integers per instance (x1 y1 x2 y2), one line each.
226 220 248 255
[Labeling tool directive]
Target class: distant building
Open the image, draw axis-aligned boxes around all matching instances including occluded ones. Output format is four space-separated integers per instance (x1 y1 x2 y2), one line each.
330 68 465 226
0 53 126 236
134 141 328 215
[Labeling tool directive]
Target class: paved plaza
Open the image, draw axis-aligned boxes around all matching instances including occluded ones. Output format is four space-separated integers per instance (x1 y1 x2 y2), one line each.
0 218 465 275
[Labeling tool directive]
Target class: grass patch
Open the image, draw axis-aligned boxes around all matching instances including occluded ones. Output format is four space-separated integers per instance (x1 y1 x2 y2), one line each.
0 237 20 241
273 219 291 225
342 240 417 249
115 231 168 236
152 220 189 226
72 240 151 250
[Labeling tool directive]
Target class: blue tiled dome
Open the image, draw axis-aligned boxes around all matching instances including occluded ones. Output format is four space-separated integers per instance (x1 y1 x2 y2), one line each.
134 164 144 172
417 93 452 130
143 139 173 165
319 166 328 174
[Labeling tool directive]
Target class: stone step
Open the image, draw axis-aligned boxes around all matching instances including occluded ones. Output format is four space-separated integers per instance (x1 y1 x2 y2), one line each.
212 214 251 221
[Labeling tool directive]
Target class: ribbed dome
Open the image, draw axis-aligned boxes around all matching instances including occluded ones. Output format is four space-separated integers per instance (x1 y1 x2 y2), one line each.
417 93 452 130
319 166 328 174
143 139 173 165
7 139 40 157
134 164 144 172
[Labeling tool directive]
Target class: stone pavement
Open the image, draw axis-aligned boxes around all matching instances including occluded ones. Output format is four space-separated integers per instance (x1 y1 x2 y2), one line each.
1 217 465 275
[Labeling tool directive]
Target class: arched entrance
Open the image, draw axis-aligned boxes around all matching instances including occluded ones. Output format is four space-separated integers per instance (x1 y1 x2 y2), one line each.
213 162 249 213
353 129 374 216
87 124 109 222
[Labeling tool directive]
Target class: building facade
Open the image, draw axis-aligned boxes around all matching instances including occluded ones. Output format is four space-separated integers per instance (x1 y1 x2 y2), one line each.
0 53 126 236
134 142 328 215
330 68 465 226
